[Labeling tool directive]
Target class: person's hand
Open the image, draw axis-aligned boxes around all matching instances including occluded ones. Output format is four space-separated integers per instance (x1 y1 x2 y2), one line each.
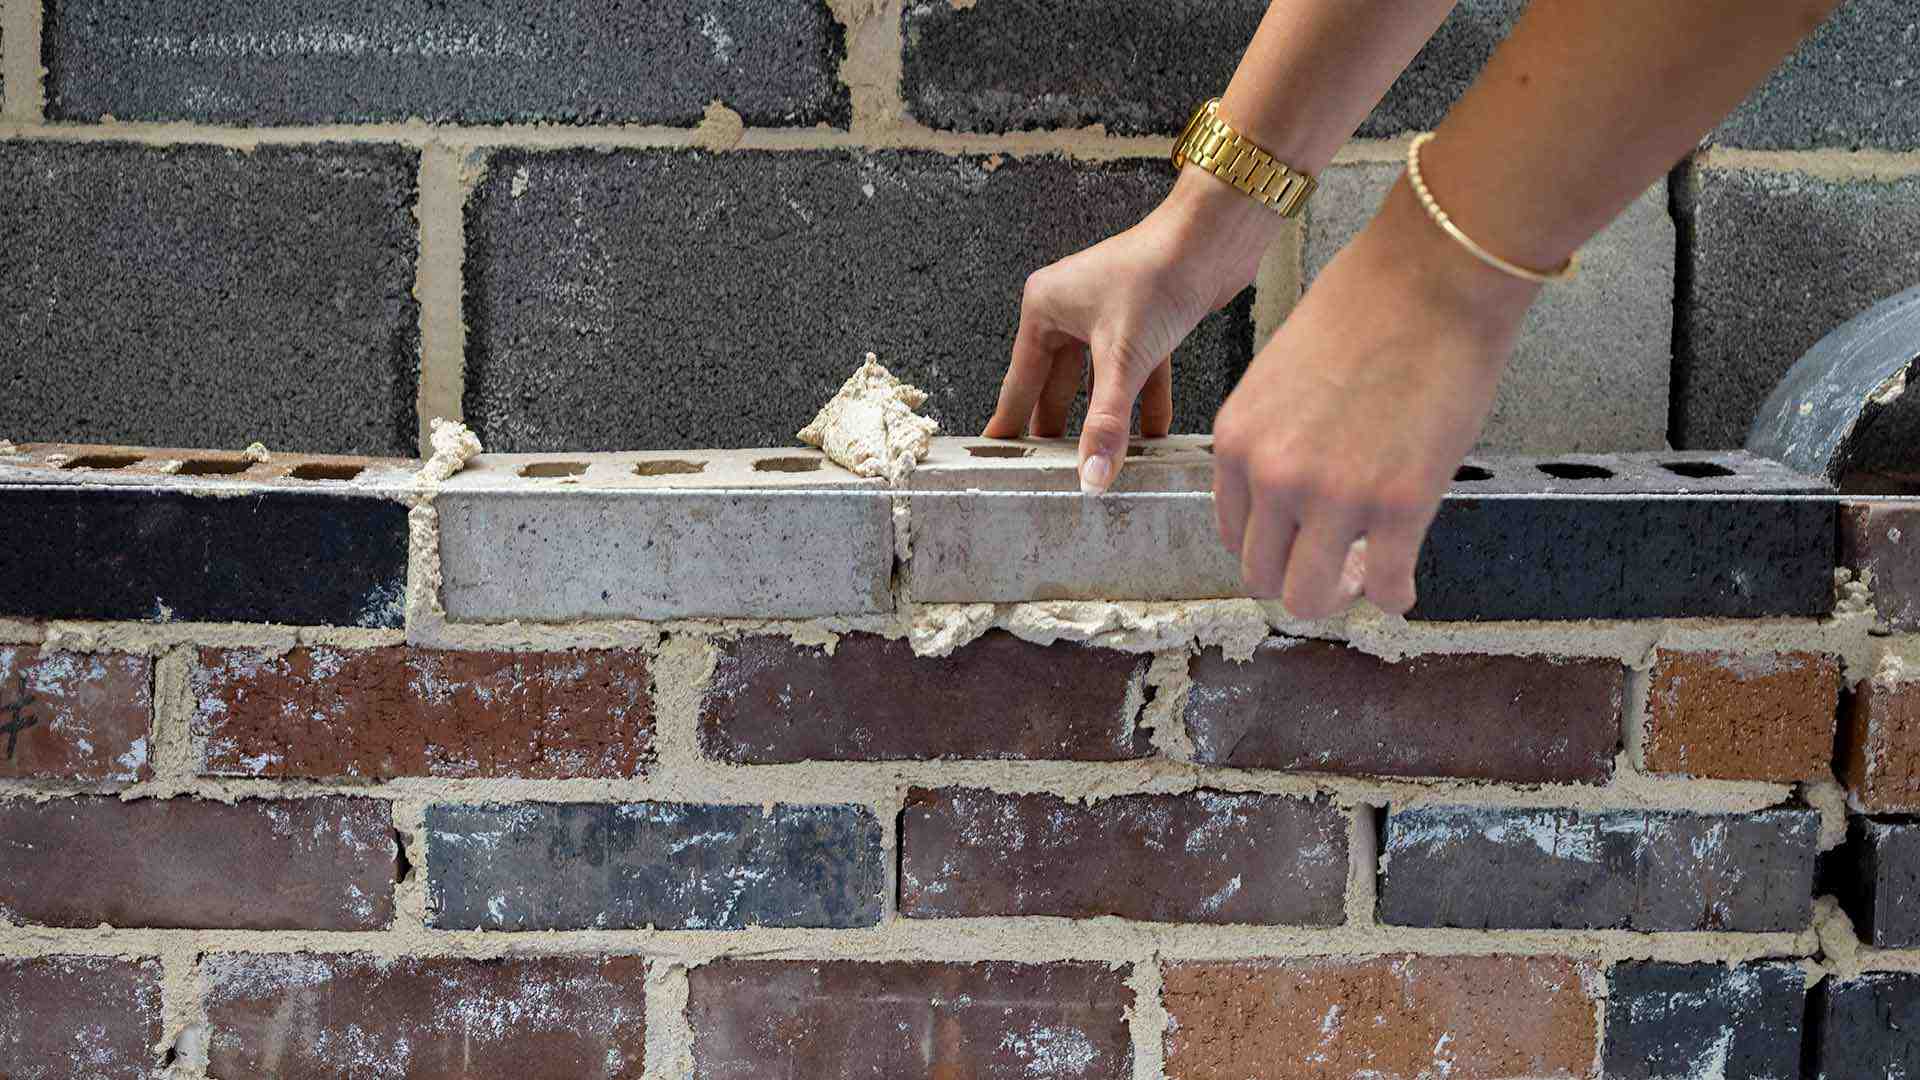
984 169 1285 493
1211 176 1539 618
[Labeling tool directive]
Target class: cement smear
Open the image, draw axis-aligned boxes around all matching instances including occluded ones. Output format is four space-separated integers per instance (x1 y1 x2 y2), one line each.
798 354 938 485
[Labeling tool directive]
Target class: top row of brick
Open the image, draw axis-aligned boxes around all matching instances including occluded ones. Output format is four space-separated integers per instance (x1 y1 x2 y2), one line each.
32 0 1918 149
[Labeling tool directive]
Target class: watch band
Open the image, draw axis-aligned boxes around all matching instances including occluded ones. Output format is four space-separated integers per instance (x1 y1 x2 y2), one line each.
1171 98 1316 218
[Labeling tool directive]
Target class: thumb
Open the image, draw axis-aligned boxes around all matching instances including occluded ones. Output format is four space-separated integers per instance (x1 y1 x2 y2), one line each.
1077 345 1152 495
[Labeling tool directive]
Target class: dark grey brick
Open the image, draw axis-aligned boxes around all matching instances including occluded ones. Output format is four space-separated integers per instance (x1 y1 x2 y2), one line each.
0 487 409 626
463 149 1253 451
45 0 846 127
0 140 418 456
1355 0 1522 138
425 801 885 930
1604 963 1803 1079
1814 973 1920 1079
1714 1 1920 150
1676 167 1920 449
1378 806 1819 931
1834 818 1920 948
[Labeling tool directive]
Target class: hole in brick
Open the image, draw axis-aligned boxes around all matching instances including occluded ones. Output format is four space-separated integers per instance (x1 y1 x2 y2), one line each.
633 459 706 476
1536 462 1614 480
178 459 253 476
289 463 366 482
61 453 144 470
753 456 823 473
967 445 1033 459
1201 443 1213 453
1454 465 1493 482
1125 446 1147 458
520 461 588 478
1660 460 1737 479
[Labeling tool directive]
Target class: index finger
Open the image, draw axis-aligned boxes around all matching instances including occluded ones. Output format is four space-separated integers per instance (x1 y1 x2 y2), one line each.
985 305 1061 438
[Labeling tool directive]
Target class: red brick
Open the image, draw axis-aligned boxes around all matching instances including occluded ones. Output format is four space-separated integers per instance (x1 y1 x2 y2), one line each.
1843 503 1920 631
1184 640 1622 783
900 787 1347 924
191 646 653 780
1844 669 1920 812
1644 650 1840 780
700 631 1150 762
204 954 646 1078
1162 956 1598 1080
0 796 394 929
0 646 150 783
688 960 1132 1079
0 956 162 1080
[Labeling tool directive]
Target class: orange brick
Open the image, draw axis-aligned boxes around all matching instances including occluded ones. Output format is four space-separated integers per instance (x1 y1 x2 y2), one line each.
1644 650 1840 781
1844 670 1920 812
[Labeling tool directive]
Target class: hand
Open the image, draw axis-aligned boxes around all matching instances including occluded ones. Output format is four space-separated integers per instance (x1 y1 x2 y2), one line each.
1212 176 1539 618
985 169 1285 492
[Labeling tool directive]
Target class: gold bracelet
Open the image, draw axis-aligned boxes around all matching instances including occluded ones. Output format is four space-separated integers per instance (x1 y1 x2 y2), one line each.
1171 98 1316 218
1405 133 1578 285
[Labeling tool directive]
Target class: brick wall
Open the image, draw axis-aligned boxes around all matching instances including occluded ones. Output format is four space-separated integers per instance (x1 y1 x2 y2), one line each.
2 0 1917 456
3 437 1920 1076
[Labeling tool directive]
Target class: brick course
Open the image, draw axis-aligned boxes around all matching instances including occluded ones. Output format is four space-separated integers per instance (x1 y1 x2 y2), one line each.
1643 649 1840 781
0 646 150 783
0 956 162 1080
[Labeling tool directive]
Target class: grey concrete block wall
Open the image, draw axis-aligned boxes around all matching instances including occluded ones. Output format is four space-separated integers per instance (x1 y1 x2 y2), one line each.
463 149 1254 451
1676 167 1920 448
0 141 420 456
42 0 848 127
1714 0 1920 150
1305 163 1674 452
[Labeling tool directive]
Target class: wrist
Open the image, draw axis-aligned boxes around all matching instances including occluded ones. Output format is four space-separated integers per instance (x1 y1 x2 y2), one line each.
1152 166 1289 302
1359 174 1542 343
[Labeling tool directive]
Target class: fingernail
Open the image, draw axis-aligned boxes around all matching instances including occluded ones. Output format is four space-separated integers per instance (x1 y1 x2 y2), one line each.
1080 454 1112 495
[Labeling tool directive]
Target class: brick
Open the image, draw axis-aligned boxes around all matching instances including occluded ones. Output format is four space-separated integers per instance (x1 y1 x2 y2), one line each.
0 796 394 929
1812 973 1920 1078
0 647 151 783
1832 818 1920 948
46 0 844 127
0 141 418 456
700 631 1150 763
463 149 1252 450
899 788 1346 924
1843 503 1920 631
1676 167 1920 448
1307 165 1672 451
1185 639 1622 783
1841 671 1920 813
1378 805 1818 931
1161 955 1596 1080
1713 0 1920 150
1644 650 1840 781
0 486 410 625
1604 962 1803 1079
204 954 646 1079
191 646 654 780
688 960 1132 1079
426 801 884 930
0 956 162 1080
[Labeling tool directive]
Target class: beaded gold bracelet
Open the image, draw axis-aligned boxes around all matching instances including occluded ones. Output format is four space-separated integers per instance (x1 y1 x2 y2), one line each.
1405 132 1579 285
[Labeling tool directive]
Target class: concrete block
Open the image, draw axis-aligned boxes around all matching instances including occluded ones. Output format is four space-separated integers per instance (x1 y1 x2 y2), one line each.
45 0 845 126
425 801 886 930
1835 818 1920 948
0 141 420 456
1812 973 1920 1078
462 149 1253 451
1677 167 1920 448
1305 162 1673 452
1603 963 1804 1079
1378 805 1819 931
1355 0 1523 137
1714 0 1920 150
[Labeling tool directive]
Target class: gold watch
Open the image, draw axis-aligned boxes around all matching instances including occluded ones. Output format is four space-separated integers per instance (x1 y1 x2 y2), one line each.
1170 98 1316 218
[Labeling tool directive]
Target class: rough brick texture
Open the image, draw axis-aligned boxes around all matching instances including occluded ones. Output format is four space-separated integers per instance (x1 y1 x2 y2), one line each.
0 647 151 783
899 788 1347 924
0 796 394 929
1604 962 1804 1079
1676 167 1920 448
1184 639 1622 783
1644 650 1840 781
0 141 419 456
1161 956 1597 1080
699 632 1150 763
204 954 647 1079
1841 672 1920 813
1813 973 1920 1078
1834 818 1920 948
1843 503 1920 632
688 961 1133 1079
426 801 884 930
464 149 1252 450
1379 805 1818 931
191 646 654 780
1713 0 1920 150
0 956 162 1080
0 487 410 627
45 0 845 127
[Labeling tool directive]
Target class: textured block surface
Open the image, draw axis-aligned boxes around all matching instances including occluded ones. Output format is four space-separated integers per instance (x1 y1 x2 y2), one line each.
1814 973 1920 1078
0 956 163 1080
426 801 885 930
0 647 151 783
1603 962 1804 1079
1843 503 1920 631
1714 0 1920 150
0 141 419 455
1644 650 1840 781
1835 818 1920 948
688 961 1134 1079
